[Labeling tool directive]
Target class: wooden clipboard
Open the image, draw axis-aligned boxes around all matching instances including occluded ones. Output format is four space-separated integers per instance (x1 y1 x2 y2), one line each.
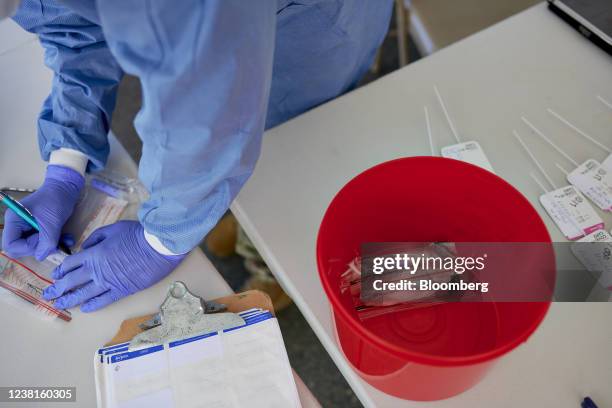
105 290 275 347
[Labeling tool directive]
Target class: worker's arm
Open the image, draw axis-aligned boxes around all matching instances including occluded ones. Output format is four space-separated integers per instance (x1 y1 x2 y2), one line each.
12 0 123 171
2 1 123 260
43 1 278 311
97 0 277 255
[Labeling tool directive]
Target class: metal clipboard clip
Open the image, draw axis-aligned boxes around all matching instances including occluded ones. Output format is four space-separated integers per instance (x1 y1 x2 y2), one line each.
129 281 246 350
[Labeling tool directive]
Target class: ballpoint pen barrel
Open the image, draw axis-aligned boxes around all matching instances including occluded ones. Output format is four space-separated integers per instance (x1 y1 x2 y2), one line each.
0 192 40 230
0 192 72 255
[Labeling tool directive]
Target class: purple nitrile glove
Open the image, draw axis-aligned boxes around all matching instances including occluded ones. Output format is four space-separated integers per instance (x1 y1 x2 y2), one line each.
2 165 84 261
42 221 186 312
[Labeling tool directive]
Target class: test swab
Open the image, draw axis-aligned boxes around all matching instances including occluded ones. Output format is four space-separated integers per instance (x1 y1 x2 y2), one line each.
553 147 612 212
530 172 549 194
434 85 461 143
597 95 612 111
555 163 569 176
521 116 579 167
0 253 71 322
514 130 557 189
547 108 611 153
424 106 435 156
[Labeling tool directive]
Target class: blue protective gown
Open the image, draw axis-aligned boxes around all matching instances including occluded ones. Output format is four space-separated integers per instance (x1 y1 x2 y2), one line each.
13 0 393 254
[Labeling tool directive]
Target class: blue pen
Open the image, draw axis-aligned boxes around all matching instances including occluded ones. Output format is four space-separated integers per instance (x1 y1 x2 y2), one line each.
582 397 599 408
0 191 72 255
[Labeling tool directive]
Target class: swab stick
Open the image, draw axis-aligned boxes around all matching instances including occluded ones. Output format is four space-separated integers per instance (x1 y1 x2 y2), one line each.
434 85 461 143
514 130 557 189
530 172 549 194
547 108 611 153
521 116 579 167
555 163 569 176
424 106 435 156
597 95 612 111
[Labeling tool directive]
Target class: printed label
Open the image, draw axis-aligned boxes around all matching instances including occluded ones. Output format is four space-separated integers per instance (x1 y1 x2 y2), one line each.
572 230 612 289
441 141 495 173
567 159 612 211
539 185 604 240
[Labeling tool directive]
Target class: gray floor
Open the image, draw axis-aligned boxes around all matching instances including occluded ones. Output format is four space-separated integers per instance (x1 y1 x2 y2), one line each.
111 24 419 408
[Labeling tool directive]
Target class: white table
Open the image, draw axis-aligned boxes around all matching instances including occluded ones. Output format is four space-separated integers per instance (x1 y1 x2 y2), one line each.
233 4 612 407
0 21 317 408
407 0 540 56
0 18 34 56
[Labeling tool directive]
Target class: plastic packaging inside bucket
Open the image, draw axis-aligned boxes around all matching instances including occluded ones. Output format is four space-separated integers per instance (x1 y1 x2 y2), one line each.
316 157 553 401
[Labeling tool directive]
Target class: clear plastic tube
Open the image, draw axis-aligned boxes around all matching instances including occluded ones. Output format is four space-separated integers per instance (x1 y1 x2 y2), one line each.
0 252 71 322
338 242 463 321
49 170 147 259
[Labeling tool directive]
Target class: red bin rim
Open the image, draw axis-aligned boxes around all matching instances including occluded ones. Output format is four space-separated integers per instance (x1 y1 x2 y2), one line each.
316 157 553 367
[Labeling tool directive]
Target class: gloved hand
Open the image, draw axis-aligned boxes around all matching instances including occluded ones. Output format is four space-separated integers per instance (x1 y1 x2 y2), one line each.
42 221 186 312
2 165 84 261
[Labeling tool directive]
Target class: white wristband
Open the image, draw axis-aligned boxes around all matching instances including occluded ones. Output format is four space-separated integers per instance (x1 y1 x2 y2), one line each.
49 148 88 176
144 230 185 256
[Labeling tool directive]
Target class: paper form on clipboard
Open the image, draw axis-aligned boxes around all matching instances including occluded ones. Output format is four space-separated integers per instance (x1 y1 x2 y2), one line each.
94 308 301 408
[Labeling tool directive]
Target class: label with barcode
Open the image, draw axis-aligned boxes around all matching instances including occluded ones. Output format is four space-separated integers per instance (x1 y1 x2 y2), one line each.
539 185 604 240
579 229 612 243
567 159 612 211
441 141 495 173
572 230 612 289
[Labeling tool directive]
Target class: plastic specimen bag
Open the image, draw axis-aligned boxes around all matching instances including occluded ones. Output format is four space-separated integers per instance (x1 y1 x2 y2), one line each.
339 242 459 320
0 252 71 322
0 171 147 321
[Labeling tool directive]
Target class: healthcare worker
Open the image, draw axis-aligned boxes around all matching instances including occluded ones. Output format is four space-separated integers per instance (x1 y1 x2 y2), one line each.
1 0 393 312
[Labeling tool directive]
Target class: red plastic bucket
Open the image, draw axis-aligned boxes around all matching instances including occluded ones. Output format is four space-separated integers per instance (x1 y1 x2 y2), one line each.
316 157 553 401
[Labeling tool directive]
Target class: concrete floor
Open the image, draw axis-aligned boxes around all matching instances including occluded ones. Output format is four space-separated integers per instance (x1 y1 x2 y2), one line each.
111 23 417 408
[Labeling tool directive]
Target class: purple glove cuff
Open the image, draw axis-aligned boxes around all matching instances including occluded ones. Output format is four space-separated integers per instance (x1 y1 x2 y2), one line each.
46 165 85 192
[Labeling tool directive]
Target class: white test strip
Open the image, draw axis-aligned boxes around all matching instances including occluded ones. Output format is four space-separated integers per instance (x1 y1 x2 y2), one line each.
434 86 494 173
545 108 612 177
514 130 557 189
555 163 569 176
521 116 579 166
547 108 611 154
522 116 612 211
545 105 612 173
530 172 549 194
434 85 460 143
424 106 435 156
516 132 603 240
598 95 612 111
